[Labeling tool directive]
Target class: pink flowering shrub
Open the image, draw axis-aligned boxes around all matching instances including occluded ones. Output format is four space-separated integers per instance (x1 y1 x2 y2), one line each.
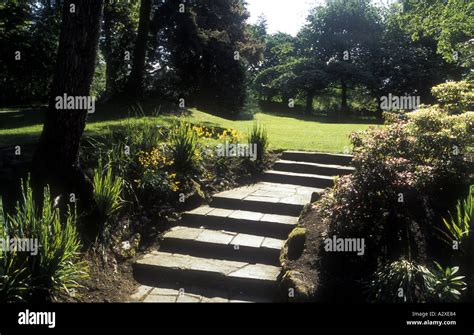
317 108 474 301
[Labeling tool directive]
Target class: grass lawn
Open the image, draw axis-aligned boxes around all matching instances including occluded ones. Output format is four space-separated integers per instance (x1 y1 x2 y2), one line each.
0 104 380 153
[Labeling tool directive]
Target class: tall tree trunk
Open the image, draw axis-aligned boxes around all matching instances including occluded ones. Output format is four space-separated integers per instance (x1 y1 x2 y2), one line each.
305 90 314 114
127 0 152 97
340 78 348 115
32 0 104 241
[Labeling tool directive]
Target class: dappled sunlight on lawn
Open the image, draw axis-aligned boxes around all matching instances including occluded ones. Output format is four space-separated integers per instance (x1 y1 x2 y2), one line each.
0 107 379 153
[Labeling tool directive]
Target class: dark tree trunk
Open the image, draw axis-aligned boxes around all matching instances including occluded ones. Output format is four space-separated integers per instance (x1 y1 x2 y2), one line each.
127 0 152 97
31 0 104 241
341 78 348 115
305 91 314 114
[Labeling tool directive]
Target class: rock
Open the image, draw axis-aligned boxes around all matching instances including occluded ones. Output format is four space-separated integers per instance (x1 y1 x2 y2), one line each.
280 227 306 268
114 233 141 260
310 191 322 203
279 270 313 302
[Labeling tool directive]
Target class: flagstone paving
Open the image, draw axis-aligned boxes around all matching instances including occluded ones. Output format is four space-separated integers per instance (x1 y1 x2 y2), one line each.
131 151 353 303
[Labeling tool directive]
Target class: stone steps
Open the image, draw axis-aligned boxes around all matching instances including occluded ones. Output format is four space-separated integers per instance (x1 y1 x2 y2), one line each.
133 251 280 297
210 182 321 216
281 150 353 166
262 170 334 188
130 284 271 303
181 206 298 239
210 194 304 217
160 226 284 265
131 151 354 302
274 159 354 176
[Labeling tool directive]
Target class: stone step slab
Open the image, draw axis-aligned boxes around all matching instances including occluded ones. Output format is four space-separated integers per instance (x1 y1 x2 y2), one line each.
130 284 271 303
160 226 284 265
133 251 280 296
281 150 353 166
211 182 322 216
273 159 354 176
181 206 298 239
262 170 335 189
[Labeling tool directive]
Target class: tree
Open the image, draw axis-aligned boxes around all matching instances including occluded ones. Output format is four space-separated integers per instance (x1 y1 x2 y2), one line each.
0 0 61 105
262 32 296 70
126 0 152 97
252 32 297 102
32 0 104 240
151 0 262 117
372 7 453 105
101 0 139 98
292 59 330 113
400 0 474 64
299 0 383 115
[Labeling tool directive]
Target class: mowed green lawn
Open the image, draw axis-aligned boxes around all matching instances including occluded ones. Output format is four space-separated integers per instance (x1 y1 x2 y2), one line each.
0 106 379 153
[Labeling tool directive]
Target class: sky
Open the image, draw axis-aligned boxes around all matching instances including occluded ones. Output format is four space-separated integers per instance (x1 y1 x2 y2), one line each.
245 0 392 36
246 0 320 36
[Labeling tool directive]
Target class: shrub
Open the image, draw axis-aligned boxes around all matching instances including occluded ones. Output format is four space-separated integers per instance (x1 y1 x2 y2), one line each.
218 128 242 143
168 119 201 173
192 125 216 140
0 181 87 302
317 106 474 300
368 259 429 303
424 262 466 302
93 157 124 222
118 119 166 152
368 259 466 303
438 185 473 253
248 122 268 162
438 186 474 300
135 146 180 200
0 196 29 302
431 80 474 114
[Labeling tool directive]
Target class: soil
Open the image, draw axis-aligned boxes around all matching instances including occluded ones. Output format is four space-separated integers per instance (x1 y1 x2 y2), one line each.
56 250 138 303
282 203 327 300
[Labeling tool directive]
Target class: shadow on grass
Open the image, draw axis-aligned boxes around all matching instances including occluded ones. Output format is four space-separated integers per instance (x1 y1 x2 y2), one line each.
0 106 47 131
0 97 382 148
0 98 183 147
258 101 384 125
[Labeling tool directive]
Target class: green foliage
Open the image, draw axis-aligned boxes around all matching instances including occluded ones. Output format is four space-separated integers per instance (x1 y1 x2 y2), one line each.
168 119 200 172
431 80 474 114
400 0 474 63
92 157 124 222
318 102 473 297
154 0 260 116
0 195 29 302
100 0 140 97
0 1 61 104
368 260 429 303
438 186 473 253
376 7 448 99
424 262 467 302
0 180 87 302
248 122 268 162
368 259 466 303
135 145 180 202
90 51 107 98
